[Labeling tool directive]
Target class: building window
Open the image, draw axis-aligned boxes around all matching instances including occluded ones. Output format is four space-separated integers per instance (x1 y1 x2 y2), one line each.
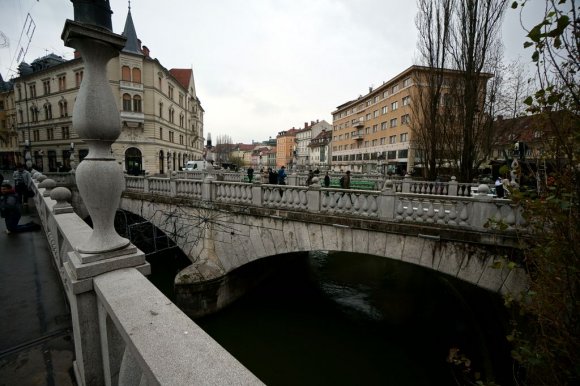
30 107 39 122
179 114 184 128
372 124 378 133
44 104 52 120
133 95 142 112
381 122 387 130
400 132 408 142
168 84 174 100
159 127 163 140
169 131 174 143
401 114 410 125
179 94 184 107
43 80 51 95
398 149 408 158
57 75 66 92
122 66 131 81
402 96 411 106
59 100 68 117
380 137 386 145
391 101 398 111
62 126 70 140
403 77 412 87
159 102 163 118
366 113 371 121
122 94 132 111
169 108 175 123
373 110 379 118
132 68 141 83
372 139 378 146
47 127 54 140
381 106 387 114
392 84 399 93
179 134 184 145
75 71 84 87
389 135 396 144
387 150 396 159
33 130 40 142
390 118 398 128
29 83 37 98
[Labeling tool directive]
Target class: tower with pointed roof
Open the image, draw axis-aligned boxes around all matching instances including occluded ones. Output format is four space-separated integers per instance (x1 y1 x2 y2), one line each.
107 3 205 175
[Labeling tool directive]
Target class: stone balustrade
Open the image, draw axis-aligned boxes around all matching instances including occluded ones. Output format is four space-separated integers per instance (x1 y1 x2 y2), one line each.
31 178 262 385
123 176 524 232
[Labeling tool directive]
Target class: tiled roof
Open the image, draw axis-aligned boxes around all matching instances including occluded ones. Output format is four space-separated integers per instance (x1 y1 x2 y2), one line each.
169 69 192 89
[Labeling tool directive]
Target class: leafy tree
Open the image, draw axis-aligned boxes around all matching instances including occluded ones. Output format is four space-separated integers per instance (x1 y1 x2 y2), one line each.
507 1 579 384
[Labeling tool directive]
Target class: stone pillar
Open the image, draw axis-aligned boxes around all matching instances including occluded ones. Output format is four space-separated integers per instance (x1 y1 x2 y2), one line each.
143 177 150 193
307 185 321 212
379 185 396 221
251 184 263 206
202 175 215 202
448 176 459 196
170 178 177 196
402 174 412 193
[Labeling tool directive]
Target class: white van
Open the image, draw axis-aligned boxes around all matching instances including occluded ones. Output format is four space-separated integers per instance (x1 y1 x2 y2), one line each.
185 160 208 171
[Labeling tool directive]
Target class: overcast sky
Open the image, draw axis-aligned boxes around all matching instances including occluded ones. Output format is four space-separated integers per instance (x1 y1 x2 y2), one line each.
1 0 546 144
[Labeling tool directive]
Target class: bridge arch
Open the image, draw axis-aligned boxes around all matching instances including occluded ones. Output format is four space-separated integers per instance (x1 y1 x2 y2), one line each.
119 195 527 317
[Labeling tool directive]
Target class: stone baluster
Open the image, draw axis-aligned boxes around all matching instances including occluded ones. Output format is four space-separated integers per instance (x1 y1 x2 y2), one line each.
307 185 321 212
379 181 396 221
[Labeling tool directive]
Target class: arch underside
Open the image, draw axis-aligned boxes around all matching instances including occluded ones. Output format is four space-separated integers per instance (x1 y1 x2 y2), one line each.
119 197 527 296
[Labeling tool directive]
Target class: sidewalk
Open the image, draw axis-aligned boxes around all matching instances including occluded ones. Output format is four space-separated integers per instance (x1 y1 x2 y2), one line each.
0 201 75 386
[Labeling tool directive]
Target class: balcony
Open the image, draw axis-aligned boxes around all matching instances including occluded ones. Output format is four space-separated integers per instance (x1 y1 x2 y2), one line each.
120 80 144 91
352 133 364 140
353 119 364 128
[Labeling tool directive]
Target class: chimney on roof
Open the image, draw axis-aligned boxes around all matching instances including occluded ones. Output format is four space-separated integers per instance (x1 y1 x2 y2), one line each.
369 86 373 93
304 122 308 129
311 121 315 126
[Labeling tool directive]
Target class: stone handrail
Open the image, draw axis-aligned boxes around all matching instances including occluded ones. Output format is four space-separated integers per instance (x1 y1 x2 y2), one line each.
123 176 524 232
31 179 263 385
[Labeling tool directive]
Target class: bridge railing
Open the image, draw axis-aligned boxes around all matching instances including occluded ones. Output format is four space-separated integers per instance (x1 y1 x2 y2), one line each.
123 176 524 231
31 178 263 385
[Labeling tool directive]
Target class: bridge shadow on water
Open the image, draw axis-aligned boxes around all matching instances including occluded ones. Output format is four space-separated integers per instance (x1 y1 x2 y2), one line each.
87 211 515 386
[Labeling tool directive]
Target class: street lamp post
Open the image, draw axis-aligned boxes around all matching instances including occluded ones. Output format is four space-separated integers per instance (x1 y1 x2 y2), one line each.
24 139 32 169
69 142 76 172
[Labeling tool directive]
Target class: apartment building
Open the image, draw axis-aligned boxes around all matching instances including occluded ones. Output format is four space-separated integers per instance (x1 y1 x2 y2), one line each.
276 128 299 168
331 66 417 175
294 120 333 170
10 7 203 175
308 129 332 170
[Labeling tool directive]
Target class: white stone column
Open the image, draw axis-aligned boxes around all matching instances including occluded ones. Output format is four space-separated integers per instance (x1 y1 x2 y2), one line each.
63 20 129 254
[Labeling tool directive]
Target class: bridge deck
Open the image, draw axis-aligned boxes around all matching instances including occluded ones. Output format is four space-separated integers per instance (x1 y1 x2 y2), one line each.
0 204 75 385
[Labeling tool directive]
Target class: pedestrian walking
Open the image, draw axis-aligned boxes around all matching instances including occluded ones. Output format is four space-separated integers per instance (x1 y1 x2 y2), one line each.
13 164 33 206
247 166 254 183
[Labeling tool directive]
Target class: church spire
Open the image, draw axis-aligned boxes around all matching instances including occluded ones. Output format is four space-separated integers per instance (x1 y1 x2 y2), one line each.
122 2 142 55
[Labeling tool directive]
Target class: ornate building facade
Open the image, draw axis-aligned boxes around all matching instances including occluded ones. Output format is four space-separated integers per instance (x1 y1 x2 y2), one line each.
10 7 203 175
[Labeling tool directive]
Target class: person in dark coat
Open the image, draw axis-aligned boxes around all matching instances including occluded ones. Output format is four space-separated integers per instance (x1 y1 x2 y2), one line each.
1 182 40 234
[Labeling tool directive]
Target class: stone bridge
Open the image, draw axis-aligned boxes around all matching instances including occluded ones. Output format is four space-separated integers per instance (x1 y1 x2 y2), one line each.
120 174 528 317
